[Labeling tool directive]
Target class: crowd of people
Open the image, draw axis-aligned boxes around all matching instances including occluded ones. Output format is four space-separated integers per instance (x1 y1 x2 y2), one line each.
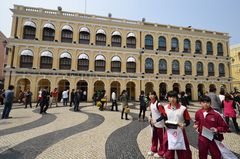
1 85 240 158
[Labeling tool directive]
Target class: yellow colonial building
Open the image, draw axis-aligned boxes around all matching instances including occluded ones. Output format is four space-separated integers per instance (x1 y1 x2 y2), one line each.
4 5 232 101
230 44 240 90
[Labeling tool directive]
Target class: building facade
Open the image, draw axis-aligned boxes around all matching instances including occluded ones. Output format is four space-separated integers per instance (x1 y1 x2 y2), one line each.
230 44 240 91
4 5 232 101
0 31 8 89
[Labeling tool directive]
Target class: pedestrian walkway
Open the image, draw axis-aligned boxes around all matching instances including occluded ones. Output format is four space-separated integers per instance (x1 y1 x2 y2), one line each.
0 102 239 159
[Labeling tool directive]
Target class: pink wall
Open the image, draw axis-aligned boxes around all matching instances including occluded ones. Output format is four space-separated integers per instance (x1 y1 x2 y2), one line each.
0 31 8 81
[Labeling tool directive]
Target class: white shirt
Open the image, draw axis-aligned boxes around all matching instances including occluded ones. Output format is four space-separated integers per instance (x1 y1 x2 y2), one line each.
164 104 186 124
150 101 165 128
111 92 116 100
219 95 225 102
38 91 42 97
62 90 68 99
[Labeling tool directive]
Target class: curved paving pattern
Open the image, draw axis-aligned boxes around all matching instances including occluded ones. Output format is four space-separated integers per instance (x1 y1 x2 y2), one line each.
0 106 88 154
0 109 57 136
0 106 104 159
105 109 148 159
0 108 41 130
36 106 130 159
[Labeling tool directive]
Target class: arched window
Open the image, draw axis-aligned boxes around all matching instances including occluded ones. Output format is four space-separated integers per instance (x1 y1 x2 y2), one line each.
217 43 223 56
79 27 90 44
23 21 36 39
183 39 191 53
61 25 73 43
96 29 106 46
145 35 153 50
95 55 106 71
40 51 53 69
42 23 55 41
78 53 89 71
171 38 179 52
126 32 136 48
172 60 180 74
126 57 136 73
111 56 121 72
195 40 202 54
59 52 72 70
207 41 213 55
145 58 154 73
20 50 33 68
208 62 214 76
111 31 122 47
219 63 225 77
158 36 166 51
159 59 167 74
184 61 192 75
196 62 204 76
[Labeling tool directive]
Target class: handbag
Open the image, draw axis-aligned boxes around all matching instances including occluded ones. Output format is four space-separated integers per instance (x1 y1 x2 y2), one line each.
101 98 107 102
124 107 130 114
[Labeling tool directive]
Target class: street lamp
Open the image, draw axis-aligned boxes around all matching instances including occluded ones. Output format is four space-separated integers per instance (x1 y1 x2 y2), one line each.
139 48 144 92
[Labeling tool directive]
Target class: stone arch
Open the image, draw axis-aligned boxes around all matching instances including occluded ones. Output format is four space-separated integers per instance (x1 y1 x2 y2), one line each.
145 82 154 96
173 83 180 94
126 81 136 101
185 83 193 100
159 82 167 100
110 81 121 99
58 79 70 101
77 80 88 101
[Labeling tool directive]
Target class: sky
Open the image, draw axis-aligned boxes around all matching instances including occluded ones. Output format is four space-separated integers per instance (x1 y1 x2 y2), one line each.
0 0 239 45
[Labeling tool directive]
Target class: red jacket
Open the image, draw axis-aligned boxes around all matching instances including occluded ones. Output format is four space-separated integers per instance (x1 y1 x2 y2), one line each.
195 107 229 141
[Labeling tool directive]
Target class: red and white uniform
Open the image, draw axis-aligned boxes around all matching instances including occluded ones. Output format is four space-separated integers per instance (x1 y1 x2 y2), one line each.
149 100 165 156
195 107 229 159
163 103 192 159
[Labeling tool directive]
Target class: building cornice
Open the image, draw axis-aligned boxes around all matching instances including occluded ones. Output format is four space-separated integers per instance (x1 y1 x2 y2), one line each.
11 5 229 41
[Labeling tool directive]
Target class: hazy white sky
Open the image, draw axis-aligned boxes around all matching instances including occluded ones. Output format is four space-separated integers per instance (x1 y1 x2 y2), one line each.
0 0 239 45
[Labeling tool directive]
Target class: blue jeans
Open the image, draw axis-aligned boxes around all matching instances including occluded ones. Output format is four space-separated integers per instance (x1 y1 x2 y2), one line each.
2 102 12 119
63 98 68 106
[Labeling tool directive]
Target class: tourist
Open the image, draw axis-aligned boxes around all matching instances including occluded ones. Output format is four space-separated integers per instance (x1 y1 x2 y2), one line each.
138 90 147 121
24 88 32 108
74 89 81 111
62 89 69 106
120 90 129 120
50 88 58 107
222 93 239 133
111 90 118 111
1 85 14 119
70 89 75 107
208 87 222 113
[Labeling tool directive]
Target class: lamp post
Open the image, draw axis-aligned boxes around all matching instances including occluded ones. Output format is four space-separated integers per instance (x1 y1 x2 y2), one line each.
228 56 235 92
139 48 144 92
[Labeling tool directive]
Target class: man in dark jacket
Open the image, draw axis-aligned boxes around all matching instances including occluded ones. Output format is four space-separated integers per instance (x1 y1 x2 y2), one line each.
1 85 14 119
24 89 32 108
138 90 146 121
70 89 75 107
40 87 50 114
74 89 81 111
